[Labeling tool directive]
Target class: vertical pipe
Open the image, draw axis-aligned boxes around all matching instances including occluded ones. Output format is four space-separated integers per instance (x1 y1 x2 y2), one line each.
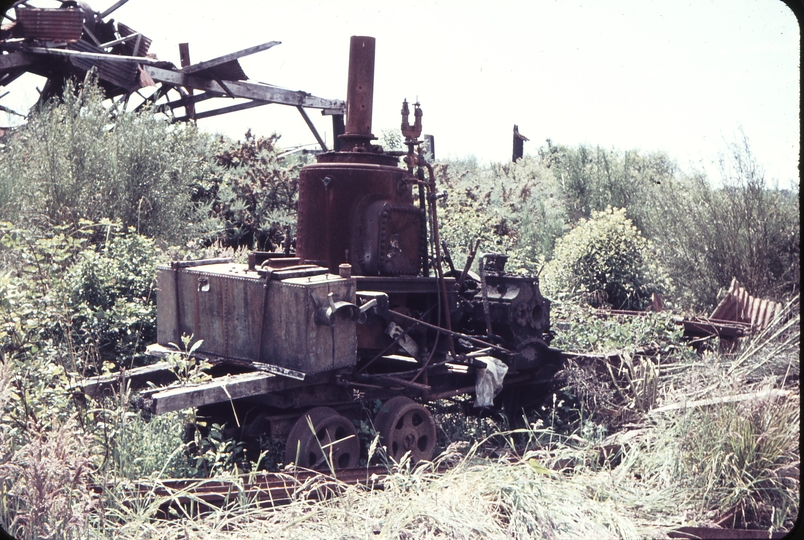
332 114 345 151
345 36 375 137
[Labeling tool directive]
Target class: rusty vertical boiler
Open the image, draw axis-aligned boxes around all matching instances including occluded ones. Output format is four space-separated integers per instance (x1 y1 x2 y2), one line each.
296 36 426 276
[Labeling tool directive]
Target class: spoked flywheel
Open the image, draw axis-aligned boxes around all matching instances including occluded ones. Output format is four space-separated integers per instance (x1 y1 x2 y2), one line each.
284 407 360 470
374 396 437 464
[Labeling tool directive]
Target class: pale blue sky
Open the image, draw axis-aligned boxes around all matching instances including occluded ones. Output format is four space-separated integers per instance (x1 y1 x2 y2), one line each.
2 0 799 188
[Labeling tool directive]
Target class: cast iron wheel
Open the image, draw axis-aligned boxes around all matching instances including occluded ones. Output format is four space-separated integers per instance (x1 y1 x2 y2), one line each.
284 407 360 470
374 396 437 464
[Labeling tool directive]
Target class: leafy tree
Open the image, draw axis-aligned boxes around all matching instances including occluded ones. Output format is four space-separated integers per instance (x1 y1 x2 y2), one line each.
541 207 671 310
538 140 677 231
635 134 799 309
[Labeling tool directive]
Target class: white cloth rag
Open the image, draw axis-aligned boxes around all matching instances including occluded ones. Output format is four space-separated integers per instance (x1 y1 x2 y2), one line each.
474 356 509 407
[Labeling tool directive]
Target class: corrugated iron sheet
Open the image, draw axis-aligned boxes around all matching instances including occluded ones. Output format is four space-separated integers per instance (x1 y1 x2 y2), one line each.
15 7 83 42
67 39 139 91
710 277 782 330
117 22 151 57
193 59 248 81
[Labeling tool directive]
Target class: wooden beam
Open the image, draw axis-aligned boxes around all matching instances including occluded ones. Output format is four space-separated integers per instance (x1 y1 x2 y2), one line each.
74 361 178 400
147 371 303 415
11 45 164 65
158 91 220 112
144 65 345 111
181 41 280 74
297 105 327 151
172 99 271 122
100 0 132 19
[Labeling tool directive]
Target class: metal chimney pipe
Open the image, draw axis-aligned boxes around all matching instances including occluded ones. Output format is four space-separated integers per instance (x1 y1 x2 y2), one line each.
344 36 375 140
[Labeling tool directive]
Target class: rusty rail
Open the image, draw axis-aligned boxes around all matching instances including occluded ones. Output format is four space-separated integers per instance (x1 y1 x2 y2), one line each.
91 466 390 519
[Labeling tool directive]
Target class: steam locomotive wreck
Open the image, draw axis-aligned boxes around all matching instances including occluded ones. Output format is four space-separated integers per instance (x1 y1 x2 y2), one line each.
78 36 564 469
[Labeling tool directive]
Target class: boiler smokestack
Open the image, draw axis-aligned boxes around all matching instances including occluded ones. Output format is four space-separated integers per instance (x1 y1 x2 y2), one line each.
341 36 376 149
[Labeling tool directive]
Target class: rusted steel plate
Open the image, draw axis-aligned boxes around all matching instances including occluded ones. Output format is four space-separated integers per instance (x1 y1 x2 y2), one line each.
117 22 151 57
710 278 782 330
156 263 357 376
682 318 750 340
297 163 416 275
15 7 82 42
67 38 139 90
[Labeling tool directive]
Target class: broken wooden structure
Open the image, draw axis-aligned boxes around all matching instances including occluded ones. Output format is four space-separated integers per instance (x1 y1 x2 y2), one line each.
0 0 345 149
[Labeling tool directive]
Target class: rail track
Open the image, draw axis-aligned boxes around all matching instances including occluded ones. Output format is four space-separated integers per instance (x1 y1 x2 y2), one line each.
91 465 391 519
90 466 793 539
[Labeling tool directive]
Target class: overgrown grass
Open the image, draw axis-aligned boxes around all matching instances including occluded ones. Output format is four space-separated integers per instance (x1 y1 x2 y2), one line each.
73 299 798 538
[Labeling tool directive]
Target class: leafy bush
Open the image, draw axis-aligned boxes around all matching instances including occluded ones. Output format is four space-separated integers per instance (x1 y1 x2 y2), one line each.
0 220 157 374
62 222 157 369
542 207 671 310
0 76 220 245
201 131 305 250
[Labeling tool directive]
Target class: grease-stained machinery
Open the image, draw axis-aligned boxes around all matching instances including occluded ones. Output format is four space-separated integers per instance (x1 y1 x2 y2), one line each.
78 36 564 469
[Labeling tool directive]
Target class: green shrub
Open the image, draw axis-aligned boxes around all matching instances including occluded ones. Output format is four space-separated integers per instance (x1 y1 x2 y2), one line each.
637 136 799 309
202 131 305 250
0 77 220 245
0 220 157 374
542 207 671 310
61 222 157 369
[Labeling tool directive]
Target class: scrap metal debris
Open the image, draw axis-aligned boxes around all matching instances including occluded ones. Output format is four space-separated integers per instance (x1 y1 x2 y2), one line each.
0 0 344 149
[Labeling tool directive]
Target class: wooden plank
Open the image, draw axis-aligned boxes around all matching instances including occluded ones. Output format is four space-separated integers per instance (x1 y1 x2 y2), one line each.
650 388 790 414
100 0 132 19
148 372 286 415
172 100 271 122
146 343 306 381
157 91 218 113
144 65 346 111
297 105 328 151
11 45 164 65
180 41 280 74
74 361 177 399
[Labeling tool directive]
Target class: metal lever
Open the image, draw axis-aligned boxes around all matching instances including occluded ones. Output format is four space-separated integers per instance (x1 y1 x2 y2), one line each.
315 292 359 327
315 293 386 327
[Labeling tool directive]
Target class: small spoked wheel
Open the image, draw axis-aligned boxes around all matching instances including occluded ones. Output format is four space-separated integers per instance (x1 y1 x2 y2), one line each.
374 396 437 464
284 407 360 470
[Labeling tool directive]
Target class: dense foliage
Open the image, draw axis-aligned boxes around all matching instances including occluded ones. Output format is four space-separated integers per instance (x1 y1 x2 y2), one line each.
0 80 798 538
541 207 671 310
